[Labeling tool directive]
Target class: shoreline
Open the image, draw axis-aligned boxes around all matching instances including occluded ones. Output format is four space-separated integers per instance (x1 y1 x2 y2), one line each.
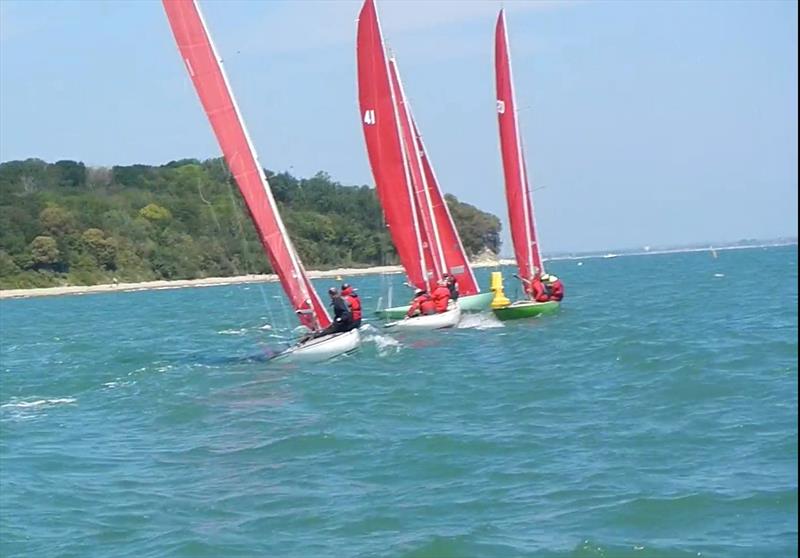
0 260 514 300
1 241 795 300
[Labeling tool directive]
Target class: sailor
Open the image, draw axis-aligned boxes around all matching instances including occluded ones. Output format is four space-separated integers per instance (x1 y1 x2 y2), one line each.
431 279 452 313
521 274 550 302
406 288 436 318
312 287 354 338
443 273 459 300
541 274 564 301
341 283 362 328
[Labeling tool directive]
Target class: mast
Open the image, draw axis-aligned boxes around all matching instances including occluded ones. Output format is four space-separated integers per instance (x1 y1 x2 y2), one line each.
162 0 330 329
495 9 545 284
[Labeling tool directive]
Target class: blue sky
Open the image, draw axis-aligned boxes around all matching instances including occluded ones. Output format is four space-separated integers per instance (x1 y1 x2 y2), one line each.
0 0 796 254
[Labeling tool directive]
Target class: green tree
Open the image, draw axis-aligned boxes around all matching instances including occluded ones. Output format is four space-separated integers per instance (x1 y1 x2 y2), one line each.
0 250 20 276
0 158 502 287
29 236 61 269
81 228 118 270
39 205 76 237
139 203 172 222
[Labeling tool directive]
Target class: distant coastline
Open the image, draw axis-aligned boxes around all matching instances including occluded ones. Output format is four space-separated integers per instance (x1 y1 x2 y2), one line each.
1 241 795 300
0 259 514 300
544 239 798 262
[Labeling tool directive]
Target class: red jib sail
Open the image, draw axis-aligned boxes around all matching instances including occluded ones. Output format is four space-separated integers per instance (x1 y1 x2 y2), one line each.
495 9 545 284
387 57 444 288
162 0 330 330
357 0 429 290
409 111 480 297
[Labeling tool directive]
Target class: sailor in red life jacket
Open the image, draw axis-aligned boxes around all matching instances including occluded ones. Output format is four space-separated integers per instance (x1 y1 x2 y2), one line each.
406 288 436 318
541 274 564 301
442 273 459 301
431 279 452 313
521 274 550 303
340 283 362 328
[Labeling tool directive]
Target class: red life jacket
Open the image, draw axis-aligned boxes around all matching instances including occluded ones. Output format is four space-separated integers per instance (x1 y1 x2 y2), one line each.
431 285 451 313
548 280 564 301
531 277 550 303
420 297 437 315
341 287 362 321
407 294 427 317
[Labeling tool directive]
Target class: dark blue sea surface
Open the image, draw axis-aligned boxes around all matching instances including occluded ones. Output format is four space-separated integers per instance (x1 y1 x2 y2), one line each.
1 246 797 557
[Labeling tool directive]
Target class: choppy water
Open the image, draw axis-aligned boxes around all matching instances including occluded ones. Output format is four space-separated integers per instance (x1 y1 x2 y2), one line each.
1 246 797 558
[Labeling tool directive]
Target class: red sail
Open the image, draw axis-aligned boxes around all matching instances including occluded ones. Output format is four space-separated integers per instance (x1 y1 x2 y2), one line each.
162 0 330 330
495 9 544 283
387 57 443 289
357 0 428 289
409 116 480 296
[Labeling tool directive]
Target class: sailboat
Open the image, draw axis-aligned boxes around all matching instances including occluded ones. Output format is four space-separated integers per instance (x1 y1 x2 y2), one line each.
492 9 560 321
356 0 493 325
162 0 360 361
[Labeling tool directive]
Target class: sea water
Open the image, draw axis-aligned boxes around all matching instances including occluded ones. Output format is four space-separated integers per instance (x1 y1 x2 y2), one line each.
1 246 796 557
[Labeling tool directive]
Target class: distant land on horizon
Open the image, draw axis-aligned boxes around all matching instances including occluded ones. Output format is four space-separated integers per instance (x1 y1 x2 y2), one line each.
540 237 798 261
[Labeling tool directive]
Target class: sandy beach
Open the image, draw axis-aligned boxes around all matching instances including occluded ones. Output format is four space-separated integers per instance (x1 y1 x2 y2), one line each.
0 260 516 300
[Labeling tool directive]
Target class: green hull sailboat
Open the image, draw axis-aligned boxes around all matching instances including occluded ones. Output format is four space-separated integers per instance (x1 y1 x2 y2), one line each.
493 300 560 321
489 11 565 321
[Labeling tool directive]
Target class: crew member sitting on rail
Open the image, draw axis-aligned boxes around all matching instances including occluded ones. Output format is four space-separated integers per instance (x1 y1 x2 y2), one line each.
431 280 452 313
311 287 354 338
443 273 459 300
541 274 564 301
406 288 436 318
341 283 362 328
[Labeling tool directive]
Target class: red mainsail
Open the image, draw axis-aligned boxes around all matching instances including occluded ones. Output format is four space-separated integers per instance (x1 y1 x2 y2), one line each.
162 0 330 330
357 0 429 290
358 0 482 295
495 9 545 284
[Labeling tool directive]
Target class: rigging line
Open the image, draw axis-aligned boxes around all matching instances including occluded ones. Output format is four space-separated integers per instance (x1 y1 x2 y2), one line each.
196 177 221 232
218 158 284 327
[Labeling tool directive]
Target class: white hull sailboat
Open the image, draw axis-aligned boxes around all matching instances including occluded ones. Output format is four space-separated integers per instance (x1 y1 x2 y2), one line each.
163 0 360 362
357 0 490 326
271 329 361 363
384 305 461 331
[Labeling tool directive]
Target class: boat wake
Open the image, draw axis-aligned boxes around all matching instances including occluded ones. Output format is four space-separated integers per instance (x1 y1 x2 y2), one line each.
359 324 402 356
457 312 504 330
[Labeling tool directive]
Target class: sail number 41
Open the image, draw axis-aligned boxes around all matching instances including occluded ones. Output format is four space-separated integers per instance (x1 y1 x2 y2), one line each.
363 109 376 125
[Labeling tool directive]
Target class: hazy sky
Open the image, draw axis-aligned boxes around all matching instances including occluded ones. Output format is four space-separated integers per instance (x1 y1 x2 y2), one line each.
0 0 796 253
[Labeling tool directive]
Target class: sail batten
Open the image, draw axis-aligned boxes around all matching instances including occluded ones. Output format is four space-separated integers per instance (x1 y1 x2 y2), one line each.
495 9 544 284
163 0 330 330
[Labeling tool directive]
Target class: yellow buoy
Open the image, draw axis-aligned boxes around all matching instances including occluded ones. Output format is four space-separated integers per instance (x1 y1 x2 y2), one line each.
490 271 511 309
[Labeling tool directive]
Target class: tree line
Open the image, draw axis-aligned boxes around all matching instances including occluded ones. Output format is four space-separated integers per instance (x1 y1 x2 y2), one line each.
0 158 502 289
